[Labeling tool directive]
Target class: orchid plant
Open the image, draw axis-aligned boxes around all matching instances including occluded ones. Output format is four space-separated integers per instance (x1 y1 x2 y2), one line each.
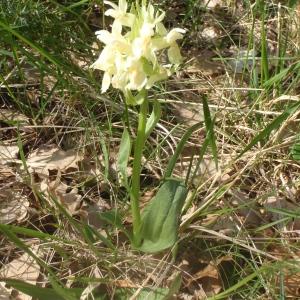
92 0 188 252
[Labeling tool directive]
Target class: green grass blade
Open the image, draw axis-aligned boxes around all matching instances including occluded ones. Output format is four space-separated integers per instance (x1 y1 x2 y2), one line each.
164 122 202 179
0 223 70 243
0 18 60 67
202 96 218 168
259 0 269 83
0 279 83 300
0 18 84 76
264 61 300 89
238 101 300 158
208 266 268 300
67 0 89 9
0 224 77 300
190 129 212 185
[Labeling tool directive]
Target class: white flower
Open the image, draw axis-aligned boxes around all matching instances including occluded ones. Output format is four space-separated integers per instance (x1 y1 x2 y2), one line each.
104 0 135 27
91 0 185 101
126 58 148 90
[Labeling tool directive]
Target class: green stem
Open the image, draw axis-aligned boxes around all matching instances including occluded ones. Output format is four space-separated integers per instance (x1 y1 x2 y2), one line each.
131 96 148 245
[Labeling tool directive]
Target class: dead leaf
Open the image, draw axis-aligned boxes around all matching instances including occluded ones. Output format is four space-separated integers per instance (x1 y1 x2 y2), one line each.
26 145 82 175
175 155 219 185
26 145 84 215
264 196 298 222
183 256 232 299
0 284 11 300
0 190 29 224
201 26 219 42
40 175 82 215
170 102 204 126
0 165 15 180
203 0 223 9
230 190 262 226
0 247 40 300
0 144 19 164
0 109 29 123
185 56 224 77
227 49 259 74
81 199 110 229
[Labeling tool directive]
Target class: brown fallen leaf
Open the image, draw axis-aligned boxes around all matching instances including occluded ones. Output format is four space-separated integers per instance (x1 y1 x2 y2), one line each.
203 0 223 9
40 176 82 215
0 109 29 124
183 256 233 299
0 165 15 180
0 189 29 224
0 144 19 165
81 199 110 229
26 144 83 176
264 196 299 222
0 247 40 300
169 102 205 126
227 49 259 74
186 55 224 77
175 155 220 186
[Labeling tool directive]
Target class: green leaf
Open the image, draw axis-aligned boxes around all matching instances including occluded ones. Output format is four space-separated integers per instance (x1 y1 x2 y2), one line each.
145 100 161 139
238 101 300 158
291 139 300 161
124 89 147 106
117 127 132 187
202 96 218 168
137 179 188 253
1 279 83 300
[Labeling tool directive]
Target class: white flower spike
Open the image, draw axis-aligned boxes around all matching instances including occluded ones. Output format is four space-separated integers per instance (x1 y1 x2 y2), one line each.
91 0 185 103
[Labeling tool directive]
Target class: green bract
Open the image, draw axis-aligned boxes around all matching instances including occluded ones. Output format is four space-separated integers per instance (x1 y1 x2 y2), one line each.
91 0 185 98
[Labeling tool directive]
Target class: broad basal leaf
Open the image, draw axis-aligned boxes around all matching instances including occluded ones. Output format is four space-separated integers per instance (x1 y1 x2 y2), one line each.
137 179 188 253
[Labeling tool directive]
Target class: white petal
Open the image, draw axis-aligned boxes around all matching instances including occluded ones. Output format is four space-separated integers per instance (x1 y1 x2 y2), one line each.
132 38 143 58
95 30 112 44
155 11 165 24
156 22 167 36
146 68 168 89
168 43 182 64
140 23 154 37
148 4 155 19
119 0 127 12
90 58 102 70
92 47 114 71
105 8 118 18
112 21 122 35
120 14 135 27
152 37 168 51
166 28 186 44
112 72 127 91
127 60 147 91
101 72 111 93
